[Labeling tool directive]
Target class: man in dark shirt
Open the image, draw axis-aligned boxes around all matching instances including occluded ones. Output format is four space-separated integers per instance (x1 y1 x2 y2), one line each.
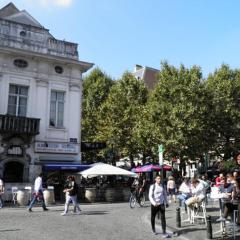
61 176 81 216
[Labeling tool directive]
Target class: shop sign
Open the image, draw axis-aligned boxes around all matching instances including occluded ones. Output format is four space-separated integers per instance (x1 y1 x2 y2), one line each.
35 142 79 154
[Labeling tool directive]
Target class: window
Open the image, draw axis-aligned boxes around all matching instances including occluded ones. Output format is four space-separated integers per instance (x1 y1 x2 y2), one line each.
49 91 65 128
7 85 28 116
13 59 28 68
20 31 26 37
55 66 63 74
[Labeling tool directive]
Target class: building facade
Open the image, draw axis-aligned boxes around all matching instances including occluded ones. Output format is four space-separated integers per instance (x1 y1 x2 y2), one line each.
132 64 159 90
0 3 93 186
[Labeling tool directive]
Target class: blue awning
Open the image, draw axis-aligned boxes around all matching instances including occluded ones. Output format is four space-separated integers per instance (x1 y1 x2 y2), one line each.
42 163 90 171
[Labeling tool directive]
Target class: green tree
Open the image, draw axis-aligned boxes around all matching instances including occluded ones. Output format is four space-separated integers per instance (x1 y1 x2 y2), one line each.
98 72 148 166
81 68 114 162
205 64 240 160
148 62 211 171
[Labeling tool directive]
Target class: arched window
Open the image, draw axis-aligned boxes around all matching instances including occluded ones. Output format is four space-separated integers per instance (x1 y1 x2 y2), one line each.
13 59 28 68
3 162 24 182
55 66 63 74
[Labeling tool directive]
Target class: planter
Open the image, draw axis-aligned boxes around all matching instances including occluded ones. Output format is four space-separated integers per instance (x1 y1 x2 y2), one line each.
96 188 105 202
43 189 55 205
17 190 28 206
122 188 130 202
85 188 97 203
105 188 124 202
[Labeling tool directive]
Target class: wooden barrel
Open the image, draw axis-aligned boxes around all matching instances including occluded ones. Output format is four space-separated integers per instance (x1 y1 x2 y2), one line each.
105 188 123 202
105 188 115 202
96 188 105 202
17 190 28 206
43 189 55 205
122 188 130 202
85 188 97 203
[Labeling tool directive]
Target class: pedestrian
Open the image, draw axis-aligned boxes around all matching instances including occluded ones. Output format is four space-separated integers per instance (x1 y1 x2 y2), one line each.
149 175 170 238
28 172 49 212
167 176 176 203
61 175 81 216
0 177 4 208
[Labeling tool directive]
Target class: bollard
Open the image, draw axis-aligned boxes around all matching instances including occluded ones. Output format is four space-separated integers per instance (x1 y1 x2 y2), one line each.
176 207 181 228
206 215 213 239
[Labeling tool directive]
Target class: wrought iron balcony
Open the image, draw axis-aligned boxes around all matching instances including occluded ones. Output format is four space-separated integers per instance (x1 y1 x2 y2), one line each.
0 115 40 135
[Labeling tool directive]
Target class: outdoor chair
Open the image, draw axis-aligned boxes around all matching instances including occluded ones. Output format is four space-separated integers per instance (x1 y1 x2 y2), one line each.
11 186 18 205
221 210 240 240
189 200 207 225
24 186 32 204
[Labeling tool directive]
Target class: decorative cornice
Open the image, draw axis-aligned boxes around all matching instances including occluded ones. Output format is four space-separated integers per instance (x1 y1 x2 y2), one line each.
69 82 81 91
36 77 49 86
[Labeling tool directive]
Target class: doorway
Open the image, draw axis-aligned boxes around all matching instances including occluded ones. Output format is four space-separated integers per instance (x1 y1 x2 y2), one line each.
4 161 24 182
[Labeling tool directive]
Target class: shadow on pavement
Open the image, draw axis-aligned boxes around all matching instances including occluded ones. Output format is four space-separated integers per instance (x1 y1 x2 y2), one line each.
0 228 22 232
81 210 109 215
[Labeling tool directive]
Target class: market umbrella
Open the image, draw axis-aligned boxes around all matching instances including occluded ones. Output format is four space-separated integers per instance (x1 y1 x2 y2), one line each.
79 162 137 178
131 164 172 173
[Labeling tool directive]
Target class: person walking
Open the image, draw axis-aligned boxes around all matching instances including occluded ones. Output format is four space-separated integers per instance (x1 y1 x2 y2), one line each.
0 177 4 208
28 173 48 212
167 176 176 203
149 175 170 238
61 175 81 216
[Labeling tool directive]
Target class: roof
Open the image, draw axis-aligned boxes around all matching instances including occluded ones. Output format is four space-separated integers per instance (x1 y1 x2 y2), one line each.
132 65 159 90
0 2 43 28
0 2 19 18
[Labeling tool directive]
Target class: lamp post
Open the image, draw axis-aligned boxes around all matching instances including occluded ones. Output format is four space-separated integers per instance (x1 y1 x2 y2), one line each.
158 144 164 179
109 139 115 166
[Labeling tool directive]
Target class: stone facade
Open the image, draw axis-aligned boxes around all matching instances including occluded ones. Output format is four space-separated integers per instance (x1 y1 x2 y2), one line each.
0 3 93 185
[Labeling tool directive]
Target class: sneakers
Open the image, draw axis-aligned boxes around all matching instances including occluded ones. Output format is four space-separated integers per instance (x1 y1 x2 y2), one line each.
216 217 226 222
43 208 49 211
61 212 67 216
28 208 32 212
163 233 171 238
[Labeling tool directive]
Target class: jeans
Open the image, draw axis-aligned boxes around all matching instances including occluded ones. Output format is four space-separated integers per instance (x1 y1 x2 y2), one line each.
28 190 47 210
177 194 189 207
0 194 4 208
63 194 80 214
151 204 166 233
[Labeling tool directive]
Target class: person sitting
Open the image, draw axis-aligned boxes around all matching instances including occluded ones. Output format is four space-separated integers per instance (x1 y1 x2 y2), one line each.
185 178 205 221
177 177 191 212
217 176 234 222
215 173 224 187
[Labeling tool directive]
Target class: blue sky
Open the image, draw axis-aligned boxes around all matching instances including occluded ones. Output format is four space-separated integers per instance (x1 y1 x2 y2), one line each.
3 0 240 79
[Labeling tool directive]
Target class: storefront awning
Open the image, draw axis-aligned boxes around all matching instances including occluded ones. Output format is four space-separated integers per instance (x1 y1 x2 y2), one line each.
42 163 90 171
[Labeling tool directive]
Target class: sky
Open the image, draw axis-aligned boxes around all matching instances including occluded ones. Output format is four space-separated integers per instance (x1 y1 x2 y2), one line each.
2 0 240 79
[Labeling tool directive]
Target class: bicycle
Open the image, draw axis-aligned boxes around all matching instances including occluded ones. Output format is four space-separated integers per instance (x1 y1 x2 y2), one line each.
129 189 145 208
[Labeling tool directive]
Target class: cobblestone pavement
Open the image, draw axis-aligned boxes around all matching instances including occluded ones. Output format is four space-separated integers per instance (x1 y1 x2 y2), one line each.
0 201 239 240
0 202 176 240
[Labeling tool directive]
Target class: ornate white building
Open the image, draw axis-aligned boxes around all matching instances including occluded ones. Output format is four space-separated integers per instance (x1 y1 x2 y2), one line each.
0 2 93 187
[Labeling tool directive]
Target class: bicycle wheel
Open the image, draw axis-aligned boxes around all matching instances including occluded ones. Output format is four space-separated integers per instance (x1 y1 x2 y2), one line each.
139 194 145 206
129 195 136 208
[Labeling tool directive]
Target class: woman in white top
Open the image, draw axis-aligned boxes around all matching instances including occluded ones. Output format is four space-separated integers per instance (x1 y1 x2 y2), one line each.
177 177 191 208
167 176 176 203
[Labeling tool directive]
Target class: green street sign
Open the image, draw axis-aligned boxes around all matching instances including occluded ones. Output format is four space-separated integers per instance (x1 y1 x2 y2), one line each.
158 144 164 153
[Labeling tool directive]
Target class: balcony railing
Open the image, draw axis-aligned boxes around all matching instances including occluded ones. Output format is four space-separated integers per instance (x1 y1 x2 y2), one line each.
0 115 40 135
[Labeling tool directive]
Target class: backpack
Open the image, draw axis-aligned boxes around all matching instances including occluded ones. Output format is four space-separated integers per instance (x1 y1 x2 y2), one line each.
151 182 168 199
